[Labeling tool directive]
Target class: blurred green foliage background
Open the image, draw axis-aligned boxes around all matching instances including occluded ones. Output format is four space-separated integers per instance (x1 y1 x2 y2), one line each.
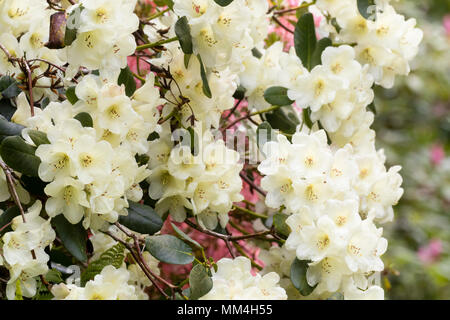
373 0 450 300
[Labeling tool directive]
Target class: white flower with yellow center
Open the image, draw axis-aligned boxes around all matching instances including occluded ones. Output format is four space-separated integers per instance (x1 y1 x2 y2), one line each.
199 257 287 300
44 177 89 224
72 134 113 184
288 65 344 112
35 140 76 182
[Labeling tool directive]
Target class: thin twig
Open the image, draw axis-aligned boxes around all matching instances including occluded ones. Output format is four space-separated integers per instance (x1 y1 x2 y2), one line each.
103 230 170 299
22 59 34 117
136 37 178 51
0 43 16 66
274 1 317 16
0 161 26 223
223 98 243 122
272 16 294 34
239 172 267 197
224 105 281 130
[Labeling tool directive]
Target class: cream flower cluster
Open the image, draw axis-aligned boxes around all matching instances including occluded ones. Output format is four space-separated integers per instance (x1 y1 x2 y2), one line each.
15 74 163 229
0 201 55 300
240 42 308 111
0 0 49 38
65 0 139 80
51 266 138 300
199 256 287 300
151 43 237 129
259 129 403 223
173 0 269 71
258 246 303 300
89 228 161 300
288 45 375 135
257 128 403 299
311 0 423 88
148 126 243 230
51 225 161 300
259 245 384 300
0 0 66 101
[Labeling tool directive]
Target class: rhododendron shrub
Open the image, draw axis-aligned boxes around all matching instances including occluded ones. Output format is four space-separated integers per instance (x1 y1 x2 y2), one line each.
0 0 422 300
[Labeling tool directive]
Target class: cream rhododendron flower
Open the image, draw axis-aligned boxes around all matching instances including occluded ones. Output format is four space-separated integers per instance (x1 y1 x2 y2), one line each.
0 0 423 302
199 257 287 300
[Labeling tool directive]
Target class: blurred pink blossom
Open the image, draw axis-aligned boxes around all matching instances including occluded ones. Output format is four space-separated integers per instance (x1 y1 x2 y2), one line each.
418 239 443 264
287 0 301 6
430 144 445 166
444 15 450 37
127 56 150 88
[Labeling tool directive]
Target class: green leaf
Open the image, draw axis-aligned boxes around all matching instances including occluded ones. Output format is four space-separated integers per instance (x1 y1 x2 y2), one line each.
52 215 88 263
44 269 63 284
32 279 53 300
20 175 48 198
0 136 40 177
0 76 15 92
214 0 234 6
65 86 79 105
264 86 294 106
118 66 136 97
266 105 300 135
357 0 376 20
41 97 50 109
189 264 213 300
256 121 275 149
74 112 93 128
64 25 77 47
233 85 246 100
148 131 160 141
0 99 17 121
0 206 21 235
197 55 212 98
273 213 291 239
367 101 377 115
171 223 202 249
145 235 194 265
49 246 74 267
331 18 342 33
27 130 50 147
187 126 199 156
290 258 317 296
0 76 21 99
302 108 313 129
251 47 263 59
64 6 84 46
294 13 317 71
118 201 163 235
0 115 24 142
81 243 125 286
154 0 174 10
311 37 332 69
184 54 192 69
175 16 193 55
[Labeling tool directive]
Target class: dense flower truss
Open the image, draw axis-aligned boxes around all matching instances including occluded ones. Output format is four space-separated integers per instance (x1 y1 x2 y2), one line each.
173 0 269 71
65 0 140 80
257 129 402 299
147 124 244 230
0 0 423 301
310 0 423 88
150 43 238 129
1 201 55 300
199 256 287 300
